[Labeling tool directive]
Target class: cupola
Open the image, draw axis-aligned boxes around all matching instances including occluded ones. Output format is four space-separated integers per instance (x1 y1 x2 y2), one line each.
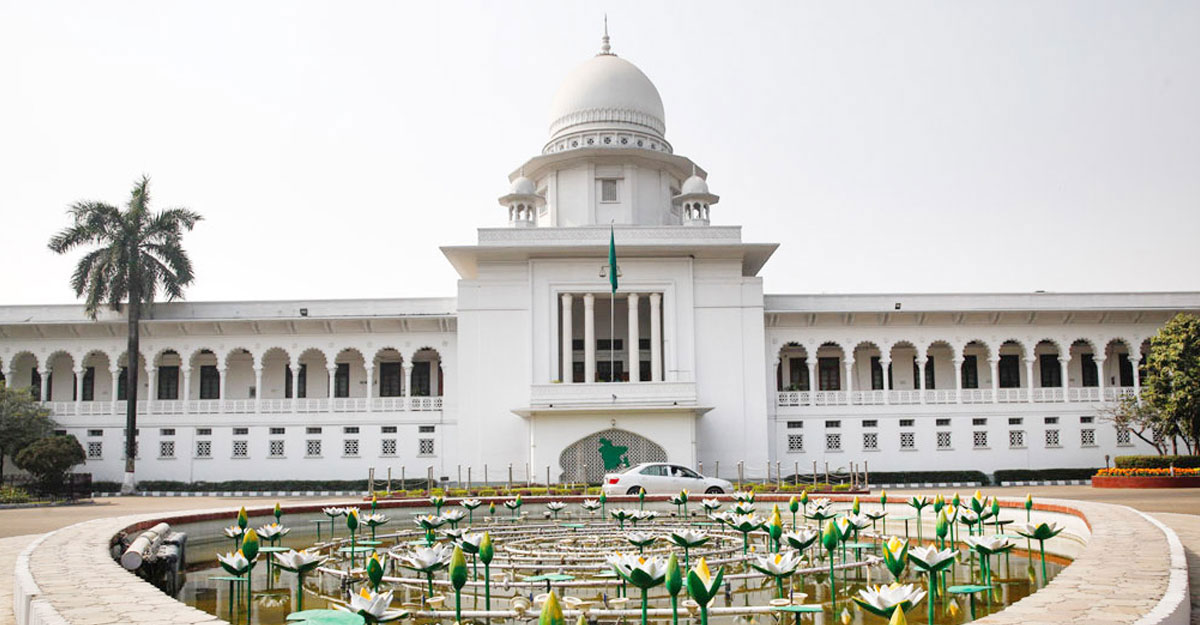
674 172 718 226
498 176 543 227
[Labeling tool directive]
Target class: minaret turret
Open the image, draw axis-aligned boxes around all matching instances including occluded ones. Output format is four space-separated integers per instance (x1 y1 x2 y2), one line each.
499 175 543 227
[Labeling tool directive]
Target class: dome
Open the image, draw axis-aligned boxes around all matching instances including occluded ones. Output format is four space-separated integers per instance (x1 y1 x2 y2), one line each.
510 176 537 196
681 175 709 196
547 53 666 143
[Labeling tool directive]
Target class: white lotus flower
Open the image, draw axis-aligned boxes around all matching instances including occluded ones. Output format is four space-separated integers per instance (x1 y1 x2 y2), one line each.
845 513 872 531
634 510 659 522
964 535 1014 555
415 514 446 530
733 491 755 503
908 545 957 572
606 553 669 588
222 526 245 539
392 543 453 573
256 523 290 541
442 527 467 541
732 501 756 515
701 498 722 511
441 509 466 523
750 551 802 577
783 527 819 550
626 532 657 547
958 510 980 524
546 501 568 511
460 498 482 509
217 550 251 575
338 587 407 621
669 529 709 547
581 499 602 511
458 532 485 554
361 512 390 527
809 497 831 509
854 583 926 615
274 548 327 573
323 507 346 517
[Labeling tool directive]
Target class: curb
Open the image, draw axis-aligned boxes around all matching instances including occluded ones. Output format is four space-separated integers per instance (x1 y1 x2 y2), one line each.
93 490 367 498
998 480 1091 487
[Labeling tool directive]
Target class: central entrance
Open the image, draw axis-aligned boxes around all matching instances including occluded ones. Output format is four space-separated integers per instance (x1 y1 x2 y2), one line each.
558 428 667 483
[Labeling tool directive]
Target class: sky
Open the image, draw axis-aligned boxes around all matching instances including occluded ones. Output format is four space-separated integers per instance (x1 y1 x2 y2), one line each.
1 1 1198 305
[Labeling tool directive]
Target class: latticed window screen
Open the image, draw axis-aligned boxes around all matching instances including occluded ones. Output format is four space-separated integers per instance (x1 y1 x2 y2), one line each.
269 440 285 457
87 441 102 459
825 433 841 451
232 440 248 458
973 431 988 448
1009 430 1025 448
862 432 878 450
418 438 435 456
195 440 212 458
159 441 175 458
557 428 668 483
306 440 322 457
1116 428 1132 446
900 432 915 449
1045 429 1061 448
381 439 397 456
1081 429 1097 447
344 439 360 456
936 432 951 449
787 434 803 453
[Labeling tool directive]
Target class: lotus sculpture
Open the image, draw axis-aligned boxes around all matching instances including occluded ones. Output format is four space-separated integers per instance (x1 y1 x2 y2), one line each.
907 496 930 542
882 536 909 581
964 535 1013 586
668 529 709 568
503 495 523 518
608 553 668 625
392 543 452 598
853 582 926 619
545 501 567 520
625 532 657 553
686 558 725 625
275 548 327 610
668 490 689 516
725 513 764 554
460 498 482 523
908 545 957 625
580 499 602 515
334 588 407 623
749 551 802 598
429 494 446 514
362 512 389 541
701 498 722 513
1014 521 1065 584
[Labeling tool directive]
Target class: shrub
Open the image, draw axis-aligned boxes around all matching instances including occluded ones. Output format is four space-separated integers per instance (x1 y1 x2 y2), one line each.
1114 455 1200 469
993 468 1101 482
14 435 84 489
1097 467 1200 477
863 471 990 486
0 485 31 504
831 484 852 492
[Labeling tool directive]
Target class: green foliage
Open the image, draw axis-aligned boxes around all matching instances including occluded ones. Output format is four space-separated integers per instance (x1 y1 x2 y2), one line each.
859 470 991 485
0 486 32 504
0 386 56 480
1143 314 1200 454
13 435 85 488
1113 455 1200 469
993 468 1101 482
1098 393 1169 454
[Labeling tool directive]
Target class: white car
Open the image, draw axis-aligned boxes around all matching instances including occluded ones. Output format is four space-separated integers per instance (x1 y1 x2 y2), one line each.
601 462 733 496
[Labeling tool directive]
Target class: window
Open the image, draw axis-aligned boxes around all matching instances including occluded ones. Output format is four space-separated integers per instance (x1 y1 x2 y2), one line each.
998 355 1020 388
1008 417 1023 425
1009 430 1026 448
116 367 127 400
419 425 436 433
412 361 432 396
597 339 624 351
639 338 651 350
1039 354 1062 387
87 441 102 459
870 357 887 390
900 432 916 449
936 432 952 449
973 431 988 448
335 363 350 398
199 365 220 399
640 465 668 476
825 420 841 429
343 439 359 456
81 367 95 401
419 438 435 456
1080 416 1094 424
87 429 103 437
818 357 841 391
343 426 359 434
1081 353 1099 387
381 439 397 456
862 420 878 428
31 369 42 399
196 428 212 436
159 429 175 437
1116 428 1132 446
972 418 987 426
960 355 977 389
640 361 651 382
306 427 323 435
159 441 175 458
1081 429 1097 447
600 179 618 202
233 427 249 435
786 359 809 391
195 440 212 458
572 339 585 351
787 434 804 453
935 418 950 427
899 419 915 427
786 421 803 429
863 432 879 450
157 366 179 400
1118 354 1135 387
380 362 403 397
382 426 398 434
269 427 285 435
232 440 248 458
1044 417 1059 425
269 440 285 457
825 433 841 451
306 440 322 457
1045 429 1061 448
285 364 307 398
912 357 937 390
597 360 624 383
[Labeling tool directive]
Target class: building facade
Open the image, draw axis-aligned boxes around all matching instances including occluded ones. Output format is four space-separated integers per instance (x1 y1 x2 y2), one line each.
2 36 1197 485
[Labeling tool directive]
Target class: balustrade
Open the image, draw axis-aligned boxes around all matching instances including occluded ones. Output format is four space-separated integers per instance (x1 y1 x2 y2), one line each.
775 385 1130 409
39 395 443 417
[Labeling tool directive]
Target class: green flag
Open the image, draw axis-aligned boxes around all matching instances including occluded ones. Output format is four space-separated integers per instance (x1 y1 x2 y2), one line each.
608 225 618 293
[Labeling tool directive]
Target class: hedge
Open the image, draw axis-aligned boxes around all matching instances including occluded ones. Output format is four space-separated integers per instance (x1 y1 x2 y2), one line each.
1114 455 1200 469
864 471 990 486
993 468 1101 482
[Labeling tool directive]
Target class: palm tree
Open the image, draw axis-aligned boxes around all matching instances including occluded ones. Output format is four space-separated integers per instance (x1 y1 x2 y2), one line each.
48 176 202 494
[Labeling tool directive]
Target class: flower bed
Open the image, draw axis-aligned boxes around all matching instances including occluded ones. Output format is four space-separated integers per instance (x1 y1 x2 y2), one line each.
1092 467 1200 488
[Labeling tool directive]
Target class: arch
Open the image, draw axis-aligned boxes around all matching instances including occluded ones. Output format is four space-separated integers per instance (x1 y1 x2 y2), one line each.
1068 337 1099 355
1104 336 1134 355
6 350 38 373
372 346 406 365
777 342 810 391
223 346 256 369
187 347 219 367
997 338 1027 359
557 428 668 484
1033 337 1065 355
958 339 992 361
852 339 882 353
80 349 112 369
44 349 75 369
260 346 290 365
410 347 443 397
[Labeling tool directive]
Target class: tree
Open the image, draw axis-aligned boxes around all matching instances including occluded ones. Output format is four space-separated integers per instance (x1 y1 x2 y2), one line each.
48 176 202 494
0 386 56 481
1143 313 1200 455
14 434 85 492
1097 393 1170 455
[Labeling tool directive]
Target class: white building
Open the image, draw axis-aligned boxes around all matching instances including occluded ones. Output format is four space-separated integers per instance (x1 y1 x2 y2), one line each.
2 35 1197 486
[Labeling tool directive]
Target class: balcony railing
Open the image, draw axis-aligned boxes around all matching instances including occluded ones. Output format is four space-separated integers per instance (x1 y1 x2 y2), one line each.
530 381 697 408
776 387 1135 408
42 396 443 417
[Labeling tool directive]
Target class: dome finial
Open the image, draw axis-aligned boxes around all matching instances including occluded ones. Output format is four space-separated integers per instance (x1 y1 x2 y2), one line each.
600 14 612 55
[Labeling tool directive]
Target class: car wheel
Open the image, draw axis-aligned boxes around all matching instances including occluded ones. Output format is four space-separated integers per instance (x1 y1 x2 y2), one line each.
626 486 646 495
705 486 724 494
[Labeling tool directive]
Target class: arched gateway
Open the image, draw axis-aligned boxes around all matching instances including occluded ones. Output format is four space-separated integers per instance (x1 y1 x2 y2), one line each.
558 428 667 484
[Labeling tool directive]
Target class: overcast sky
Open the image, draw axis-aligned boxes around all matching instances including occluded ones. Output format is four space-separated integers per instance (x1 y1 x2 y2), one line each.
2 1 1198 306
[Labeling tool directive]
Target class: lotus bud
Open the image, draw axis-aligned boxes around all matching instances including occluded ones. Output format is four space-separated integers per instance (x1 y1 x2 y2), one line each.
945 598 961 618
665 552 682 596
538 590 564 625
346 507 359 531
639 490 646 502
880 489 887 506
788 496 799 513
800 491 809 505
241 528 260 562
367 553 384 588
933 494 944 513
889 606 908 625
952 492 961 507
1025 494 1033 510
450 545 468 591
371 494 378 511
273 502 282 522
821 520 839 552
237 506 248 530
479 533 494 564
936 508 950 539
489 502 496 515
599 492 607 503
852 496 860 515
991 498 1000 517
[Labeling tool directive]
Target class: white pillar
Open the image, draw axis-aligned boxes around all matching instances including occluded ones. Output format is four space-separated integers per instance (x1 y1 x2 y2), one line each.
327 365 337 413
1131 351 1142 398
253 366 263 413
561 293 574 383
649 293 662 382
147 365 157 411
1025 358 1036 403
403 364 413 399
916 353 926 404
74 367 85 403
1095 356 1107 397
218 366 227 413
843 359 854 394
39 369 50 401
954 357 964 404
182 368 191 413
880 358 891 404
1060 356 1071 402
807 359 817 405
290 360 301 402
627 292 640 383
365 364 374 412
110 366 121 412
583 293 596 384
989 357 1000 404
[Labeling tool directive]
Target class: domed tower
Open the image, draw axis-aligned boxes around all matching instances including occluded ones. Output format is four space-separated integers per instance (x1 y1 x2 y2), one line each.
674 171 719 226
498 175 543 228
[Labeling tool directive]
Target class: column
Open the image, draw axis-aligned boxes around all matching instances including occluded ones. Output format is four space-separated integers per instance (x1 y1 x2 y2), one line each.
843 358 854 396
253 366 263 413
880 358 891 404
327 366 337 413
39 369 50 401
182 368 192 414
110 366 121 413
627 292 640 383
561 293 574 383
916 354 926 404
1060 356 1071 402
1025 358 1036 403
290 360 301 403
806 359 817 406
953 357 964 404
1131 351 1142 399
403 364 413 398
583 293 596 383
74 367 85 404
649 293 662 382
989 357 1000 404
218 366 228 413
1095 356 1107 399
365 364 374 412
147 365 158 412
